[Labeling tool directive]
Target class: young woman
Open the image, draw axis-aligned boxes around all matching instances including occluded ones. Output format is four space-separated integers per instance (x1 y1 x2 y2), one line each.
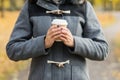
6 0 108 80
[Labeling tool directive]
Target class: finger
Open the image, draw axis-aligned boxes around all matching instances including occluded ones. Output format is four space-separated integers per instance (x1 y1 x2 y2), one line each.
60 33 70 41
59 36 67 42
50 31 61 38
61 29 67 34
49 25 57 30
52 34 61 41
61 27 69 32
49 27 61 34
49 27 62 37
46 32 61 41
47 28 61 38
61 30 72 39
47 25 58 34
58 26 70 33
60 34 72 41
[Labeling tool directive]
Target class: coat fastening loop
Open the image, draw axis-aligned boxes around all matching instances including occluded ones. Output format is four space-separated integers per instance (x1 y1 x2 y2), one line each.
47 60 70 68
46 10 71 14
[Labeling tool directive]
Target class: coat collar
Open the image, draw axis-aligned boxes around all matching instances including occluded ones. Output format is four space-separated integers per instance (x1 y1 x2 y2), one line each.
36 0 59 10
36 0 85 11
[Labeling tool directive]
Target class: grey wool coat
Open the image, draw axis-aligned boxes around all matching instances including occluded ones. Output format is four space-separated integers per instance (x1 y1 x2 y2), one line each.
6 0 108 80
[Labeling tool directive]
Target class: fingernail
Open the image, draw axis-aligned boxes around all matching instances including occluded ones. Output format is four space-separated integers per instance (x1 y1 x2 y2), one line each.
57 25 60 27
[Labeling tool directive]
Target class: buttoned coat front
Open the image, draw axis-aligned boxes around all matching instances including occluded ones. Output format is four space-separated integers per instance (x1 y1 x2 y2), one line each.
6 0 108 80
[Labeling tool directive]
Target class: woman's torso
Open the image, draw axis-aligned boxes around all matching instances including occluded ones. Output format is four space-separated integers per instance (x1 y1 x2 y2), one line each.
28 0 89 80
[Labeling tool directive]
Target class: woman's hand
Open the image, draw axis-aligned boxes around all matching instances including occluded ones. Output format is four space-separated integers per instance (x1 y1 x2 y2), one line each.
59 27 74 48
45 25 62 49
45 25 74 49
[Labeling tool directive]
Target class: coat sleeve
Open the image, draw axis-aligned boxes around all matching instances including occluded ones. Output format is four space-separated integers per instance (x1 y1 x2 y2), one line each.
6 0 48 61
70 1 109 61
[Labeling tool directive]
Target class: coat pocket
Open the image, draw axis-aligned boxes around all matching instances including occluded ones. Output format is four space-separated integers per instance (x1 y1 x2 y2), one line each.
72 66 89 80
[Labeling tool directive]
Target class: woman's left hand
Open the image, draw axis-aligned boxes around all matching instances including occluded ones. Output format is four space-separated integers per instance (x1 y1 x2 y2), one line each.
59 27 74 48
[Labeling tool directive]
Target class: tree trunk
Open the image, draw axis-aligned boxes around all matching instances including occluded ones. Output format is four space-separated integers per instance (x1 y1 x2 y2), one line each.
103 0 107 10
1 0 4 18
10 0 17 10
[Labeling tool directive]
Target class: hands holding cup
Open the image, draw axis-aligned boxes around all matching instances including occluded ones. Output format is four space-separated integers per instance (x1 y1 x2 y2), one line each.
45 19 74 49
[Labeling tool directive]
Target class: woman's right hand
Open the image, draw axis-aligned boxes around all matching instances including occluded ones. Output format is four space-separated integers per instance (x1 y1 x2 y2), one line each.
45 25 61 49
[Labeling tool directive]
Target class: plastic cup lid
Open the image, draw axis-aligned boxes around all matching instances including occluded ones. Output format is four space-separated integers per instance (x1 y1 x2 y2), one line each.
52 19 68 25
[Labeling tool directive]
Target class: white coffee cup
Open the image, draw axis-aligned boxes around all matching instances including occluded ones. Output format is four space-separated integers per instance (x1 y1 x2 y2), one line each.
51 19 68 41
52 19 68 27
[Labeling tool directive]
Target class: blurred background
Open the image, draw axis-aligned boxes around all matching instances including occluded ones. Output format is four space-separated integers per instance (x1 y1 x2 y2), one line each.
0 0 120 80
